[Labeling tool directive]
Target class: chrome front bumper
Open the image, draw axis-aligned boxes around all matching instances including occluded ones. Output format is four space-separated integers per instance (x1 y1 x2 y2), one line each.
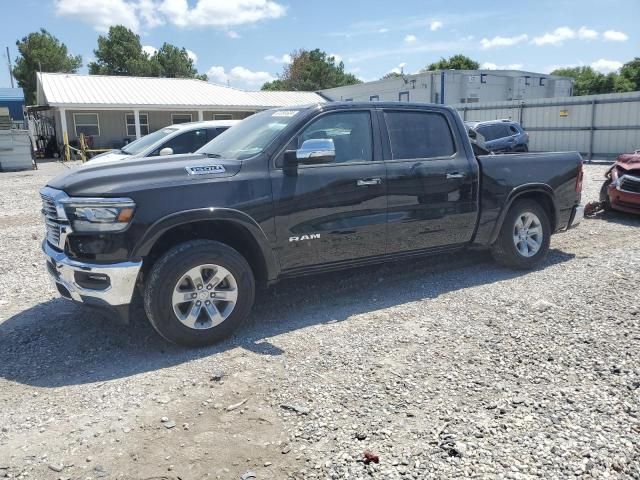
43 241 142 307
568 204 584 229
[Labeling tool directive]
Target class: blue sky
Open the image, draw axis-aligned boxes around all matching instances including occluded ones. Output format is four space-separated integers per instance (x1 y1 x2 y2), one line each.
1 0 638 90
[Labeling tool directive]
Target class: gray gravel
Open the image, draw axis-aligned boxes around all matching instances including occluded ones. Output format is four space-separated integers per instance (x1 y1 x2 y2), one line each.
0 160 638 479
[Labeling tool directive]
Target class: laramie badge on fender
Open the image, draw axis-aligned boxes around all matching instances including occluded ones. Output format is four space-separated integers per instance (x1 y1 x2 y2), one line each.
289 234 321 242
185 165 226 176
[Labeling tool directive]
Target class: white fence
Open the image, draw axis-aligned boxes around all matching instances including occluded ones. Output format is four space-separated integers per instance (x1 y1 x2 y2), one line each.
453 91 640 160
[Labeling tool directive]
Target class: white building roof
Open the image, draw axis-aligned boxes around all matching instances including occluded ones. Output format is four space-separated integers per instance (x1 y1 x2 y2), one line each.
37 73 325 110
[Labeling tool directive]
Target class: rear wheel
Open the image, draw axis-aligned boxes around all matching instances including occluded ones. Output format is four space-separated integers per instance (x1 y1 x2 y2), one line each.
491 199 551 269
144 240 255 347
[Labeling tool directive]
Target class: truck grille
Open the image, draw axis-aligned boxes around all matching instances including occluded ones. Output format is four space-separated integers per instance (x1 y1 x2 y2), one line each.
40 191 64 248
619 175 640 194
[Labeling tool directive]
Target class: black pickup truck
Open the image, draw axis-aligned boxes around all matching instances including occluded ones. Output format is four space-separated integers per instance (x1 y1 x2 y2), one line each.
41 102 584 346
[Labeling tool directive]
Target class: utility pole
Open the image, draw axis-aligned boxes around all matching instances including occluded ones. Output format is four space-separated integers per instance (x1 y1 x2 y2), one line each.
5 46 14 88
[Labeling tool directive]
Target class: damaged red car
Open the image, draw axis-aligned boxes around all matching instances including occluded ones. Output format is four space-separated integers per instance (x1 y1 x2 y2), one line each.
599 149 640 214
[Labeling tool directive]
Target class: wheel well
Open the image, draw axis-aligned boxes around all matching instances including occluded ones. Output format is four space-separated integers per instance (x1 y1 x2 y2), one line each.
142 221 268 286
512 191 557 230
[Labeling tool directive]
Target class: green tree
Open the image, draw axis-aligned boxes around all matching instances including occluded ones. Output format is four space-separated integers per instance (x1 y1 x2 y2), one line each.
89 26 207 80
422 54 480 72
151 43 206 80
88 25 152 76
381 71 403 80
550 66 618 95
262 49 361 91
12 29 82 104
617 57 640 91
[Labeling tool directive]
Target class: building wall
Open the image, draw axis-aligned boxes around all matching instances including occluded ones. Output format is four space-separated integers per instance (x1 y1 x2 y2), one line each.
59 109 256 149
321 71 574 105
454 91 640 159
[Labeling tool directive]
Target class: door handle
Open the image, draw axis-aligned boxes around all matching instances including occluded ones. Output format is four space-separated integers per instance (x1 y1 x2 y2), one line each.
446 172 466 179
357 178 382 186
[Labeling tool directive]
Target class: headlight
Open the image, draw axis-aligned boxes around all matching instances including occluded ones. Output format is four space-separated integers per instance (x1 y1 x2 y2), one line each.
61 198 136 233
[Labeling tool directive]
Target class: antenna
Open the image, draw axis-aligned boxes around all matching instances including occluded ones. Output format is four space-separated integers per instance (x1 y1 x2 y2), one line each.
5 46 14 88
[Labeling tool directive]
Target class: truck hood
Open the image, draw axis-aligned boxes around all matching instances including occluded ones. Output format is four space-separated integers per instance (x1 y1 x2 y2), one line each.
47 153 242 197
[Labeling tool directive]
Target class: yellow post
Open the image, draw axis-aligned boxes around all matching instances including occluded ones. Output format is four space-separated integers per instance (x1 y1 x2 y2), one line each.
63 131 70 162
79 133 87 162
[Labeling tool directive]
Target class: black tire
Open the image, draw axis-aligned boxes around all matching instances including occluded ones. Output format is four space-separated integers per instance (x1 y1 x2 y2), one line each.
491 199 551 269
599 180 612 210
521 144 529 152
144 240 255 347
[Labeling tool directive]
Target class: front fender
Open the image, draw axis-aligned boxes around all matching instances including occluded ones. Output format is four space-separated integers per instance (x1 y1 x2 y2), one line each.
132 208 279 280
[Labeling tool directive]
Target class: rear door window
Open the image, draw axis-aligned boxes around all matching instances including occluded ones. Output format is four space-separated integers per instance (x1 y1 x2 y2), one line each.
384 111 455 159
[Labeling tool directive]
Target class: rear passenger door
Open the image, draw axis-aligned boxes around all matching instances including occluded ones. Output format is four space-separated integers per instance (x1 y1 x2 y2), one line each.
380 109 479 252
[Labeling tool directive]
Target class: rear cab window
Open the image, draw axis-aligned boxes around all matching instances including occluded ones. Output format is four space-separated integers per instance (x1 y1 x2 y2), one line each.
382 110 456 160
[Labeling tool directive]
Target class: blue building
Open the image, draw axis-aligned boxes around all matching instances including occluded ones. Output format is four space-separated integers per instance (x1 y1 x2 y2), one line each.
0 88 25 121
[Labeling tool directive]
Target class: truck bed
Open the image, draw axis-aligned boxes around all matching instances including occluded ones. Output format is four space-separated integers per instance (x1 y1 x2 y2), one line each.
473 151 583 246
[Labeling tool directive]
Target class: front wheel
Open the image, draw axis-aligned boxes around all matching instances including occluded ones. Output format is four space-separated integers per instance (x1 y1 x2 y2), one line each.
599 180 612 210
144 240 255 347
491 199 551 269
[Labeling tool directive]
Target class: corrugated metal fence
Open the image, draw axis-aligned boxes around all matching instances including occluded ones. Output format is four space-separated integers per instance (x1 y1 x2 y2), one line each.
453 91 640 160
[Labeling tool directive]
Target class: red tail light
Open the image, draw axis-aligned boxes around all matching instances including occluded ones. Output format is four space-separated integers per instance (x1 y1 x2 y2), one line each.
575 164 584 193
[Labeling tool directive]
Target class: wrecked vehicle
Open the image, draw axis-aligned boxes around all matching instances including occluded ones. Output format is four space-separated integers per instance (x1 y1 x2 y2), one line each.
599 149 640 214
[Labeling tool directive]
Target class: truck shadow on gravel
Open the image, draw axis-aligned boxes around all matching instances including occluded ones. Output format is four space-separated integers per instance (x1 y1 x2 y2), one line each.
0 248 574 388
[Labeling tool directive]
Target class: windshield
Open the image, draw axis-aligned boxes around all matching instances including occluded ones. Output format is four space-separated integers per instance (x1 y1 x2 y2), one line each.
198 109 302 160
121 127 178 155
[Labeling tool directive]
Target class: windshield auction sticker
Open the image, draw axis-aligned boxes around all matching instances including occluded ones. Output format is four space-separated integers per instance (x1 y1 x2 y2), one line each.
272 110 298 117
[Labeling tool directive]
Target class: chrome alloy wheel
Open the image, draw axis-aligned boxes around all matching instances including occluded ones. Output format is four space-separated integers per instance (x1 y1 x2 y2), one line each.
172 264 238 330
512 212 543 258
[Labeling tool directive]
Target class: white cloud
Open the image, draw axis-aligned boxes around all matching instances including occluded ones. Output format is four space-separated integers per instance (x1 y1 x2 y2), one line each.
591 58 623 73
264 53 292 64
603 30 628 41
186 49 198 64
55 0 140 32
137 0 165 28
480 34 528 49
378 28 389 33
532 27 576 46
142 45 158 56
387 62 407 75
56 0 286 32
227 30 241 39
329 53 342 63
404 34 417 44
578 26 598 40
159 0 286 27
429 20 443 31
481 62 524 70
206 65 274 88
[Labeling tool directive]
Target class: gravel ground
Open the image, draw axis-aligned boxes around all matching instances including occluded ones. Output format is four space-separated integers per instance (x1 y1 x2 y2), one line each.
0 161 638 480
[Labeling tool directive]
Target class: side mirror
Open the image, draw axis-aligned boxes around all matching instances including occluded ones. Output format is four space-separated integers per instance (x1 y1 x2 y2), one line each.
467 129 477 140
159 147 174 156
296 138 335 165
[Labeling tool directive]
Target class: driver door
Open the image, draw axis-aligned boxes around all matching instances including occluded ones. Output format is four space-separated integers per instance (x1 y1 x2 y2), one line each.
270 109 387 271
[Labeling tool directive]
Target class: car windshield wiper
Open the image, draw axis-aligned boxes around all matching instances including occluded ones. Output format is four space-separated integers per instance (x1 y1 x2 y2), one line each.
206 153 222 158
117 149 133 155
